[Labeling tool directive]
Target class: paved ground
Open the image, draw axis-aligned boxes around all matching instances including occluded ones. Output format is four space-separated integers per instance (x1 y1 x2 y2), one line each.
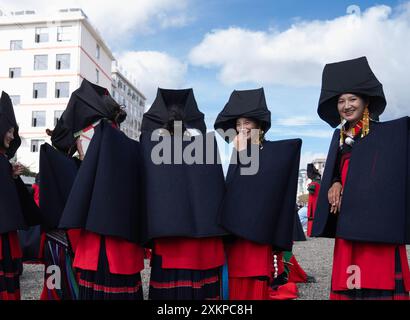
20 238 410 300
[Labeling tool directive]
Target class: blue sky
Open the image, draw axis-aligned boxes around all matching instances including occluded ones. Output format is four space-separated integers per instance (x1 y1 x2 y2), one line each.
2 0 409 167
108 0 406 167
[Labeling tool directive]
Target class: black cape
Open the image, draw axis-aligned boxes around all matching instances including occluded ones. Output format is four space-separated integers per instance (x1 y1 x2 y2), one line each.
0 155 41 234
141 88 206 134
51 79 121 154
140 132 228 244
39 143 80 231
18 184 41 263
59 121 142 243
312 117 410 244
214 88 271 139
19 226 41 263
0 91 21 159
140 87 227 243
318 57 386 128
220 139 302 251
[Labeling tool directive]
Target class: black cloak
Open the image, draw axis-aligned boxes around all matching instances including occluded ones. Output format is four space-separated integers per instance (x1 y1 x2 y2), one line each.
215 88 301 251
318 56 386 128
0 91 21 159
59 121 142 243
1 92 41 234
141 88 206 134
19 225 41 262
221 140 301 250
312 118 410 244
140 88 227 244
51 79 123 154
39 143 80 231
312 56 410 244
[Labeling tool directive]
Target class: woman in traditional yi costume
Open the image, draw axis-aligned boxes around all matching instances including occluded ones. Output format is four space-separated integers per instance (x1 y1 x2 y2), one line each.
57 79 144 300
306 164 321 237
141 88 227 300
0 91 41 300
312 57 410 300
214 88 301 300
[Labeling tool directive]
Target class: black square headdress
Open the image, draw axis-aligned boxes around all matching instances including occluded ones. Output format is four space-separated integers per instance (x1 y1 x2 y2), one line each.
318 56 386 128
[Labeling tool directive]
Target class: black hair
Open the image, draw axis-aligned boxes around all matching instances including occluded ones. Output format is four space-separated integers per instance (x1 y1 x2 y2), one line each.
163 104 186 135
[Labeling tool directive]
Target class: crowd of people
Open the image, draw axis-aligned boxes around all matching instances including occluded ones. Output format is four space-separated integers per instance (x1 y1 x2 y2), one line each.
1 56 409 300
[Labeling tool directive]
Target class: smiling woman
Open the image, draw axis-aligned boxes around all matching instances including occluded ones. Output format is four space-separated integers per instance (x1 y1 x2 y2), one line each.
312 56 410 300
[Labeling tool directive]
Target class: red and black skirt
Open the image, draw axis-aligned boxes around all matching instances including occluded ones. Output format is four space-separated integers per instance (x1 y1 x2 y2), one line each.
40 234 79 300
149 254 221 300
0 233 22 300
77 238 143 300
331 247 410 300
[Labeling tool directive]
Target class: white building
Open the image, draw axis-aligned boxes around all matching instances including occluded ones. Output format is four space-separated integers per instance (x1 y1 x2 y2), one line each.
0 8 145 172
112 63 146 141
297 168 308 197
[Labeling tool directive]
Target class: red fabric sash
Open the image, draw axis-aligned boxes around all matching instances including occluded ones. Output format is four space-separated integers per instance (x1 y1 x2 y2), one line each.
73 230 144 275
226 238 272 278
154 237 225 270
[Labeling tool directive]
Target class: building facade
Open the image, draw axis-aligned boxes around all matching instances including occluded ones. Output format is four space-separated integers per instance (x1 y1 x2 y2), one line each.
112 63 146 141
0 8 144 172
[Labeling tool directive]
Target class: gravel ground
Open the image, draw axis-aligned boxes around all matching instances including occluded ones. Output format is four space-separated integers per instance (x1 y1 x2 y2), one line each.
20 238 410 300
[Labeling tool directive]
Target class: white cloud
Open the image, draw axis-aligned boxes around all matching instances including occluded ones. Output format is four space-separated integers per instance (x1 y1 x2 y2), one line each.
0 0 190 41
272 116 319 126
115 51 188 106
189 3 410 119
268 127 333 139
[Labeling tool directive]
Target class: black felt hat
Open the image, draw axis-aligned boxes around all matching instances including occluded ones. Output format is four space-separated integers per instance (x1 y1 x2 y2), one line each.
51 79 124 154
141 88 206 134
0 91 21 158
318 57 386 128
214 88 271 139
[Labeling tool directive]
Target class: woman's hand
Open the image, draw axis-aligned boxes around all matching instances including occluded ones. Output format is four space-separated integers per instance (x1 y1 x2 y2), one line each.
12 162 24 179
233 129 248 152
76 138 85 161
328 182 343 214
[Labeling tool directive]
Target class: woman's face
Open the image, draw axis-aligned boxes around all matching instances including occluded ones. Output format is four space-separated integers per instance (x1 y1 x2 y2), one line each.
337 93 368 125
236 117 259 140
3 127 15 149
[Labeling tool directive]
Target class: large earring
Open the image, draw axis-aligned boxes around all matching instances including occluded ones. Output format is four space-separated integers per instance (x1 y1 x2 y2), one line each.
340 117 345 146
259 130 264 145
362 107 370 138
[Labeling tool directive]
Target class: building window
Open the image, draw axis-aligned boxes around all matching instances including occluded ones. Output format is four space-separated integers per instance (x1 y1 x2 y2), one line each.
33 83 47 99
34 55 48 70
31 139 44 152
56 54 70 70
32 111 46 127
10 40 23 50
55 82 70 98
9 95 21 105
9 67 21 78
96 69 99 84
96 44 100 59
118 80 123 89
54 110 64 126
35 27 49 43
57 26 72 42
